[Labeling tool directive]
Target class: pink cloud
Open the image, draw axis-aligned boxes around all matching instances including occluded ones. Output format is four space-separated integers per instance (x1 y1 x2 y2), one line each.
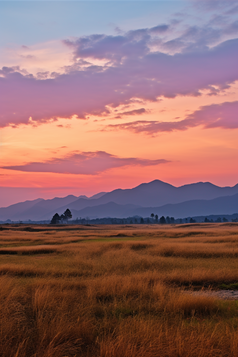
1 151 170 175
105 101 238 134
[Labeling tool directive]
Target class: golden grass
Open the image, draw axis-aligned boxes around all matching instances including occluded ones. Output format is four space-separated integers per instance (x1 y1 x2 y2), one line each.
0 223 238 356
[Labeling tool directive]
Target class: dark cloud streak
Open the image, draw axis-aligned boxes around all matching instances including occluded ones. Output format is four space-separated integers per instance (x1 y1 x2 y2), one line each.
1 151 170 175
114 108 148 119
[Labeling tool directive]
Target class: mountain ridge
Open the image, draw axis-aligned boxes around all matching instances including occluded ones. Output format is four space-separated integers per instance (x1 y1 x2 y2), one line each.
1 179 238 221
49 180 238 215
64 193 238 219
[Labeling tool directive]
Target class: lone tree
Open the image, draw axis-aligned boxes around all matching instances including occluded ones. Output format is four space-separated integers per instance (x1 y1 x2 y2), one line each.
51 213 60 224
50 209 72 224
150 213 154 222
155 214 158 222
159 216 166 224
62 208 72 222
166 216 171 224
64 208 72 219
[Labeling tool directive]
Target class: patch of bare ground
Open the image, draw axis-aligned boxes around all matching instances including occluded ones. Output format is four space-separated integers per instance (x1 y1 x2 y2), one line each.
185 289 238 300
0 223 238 356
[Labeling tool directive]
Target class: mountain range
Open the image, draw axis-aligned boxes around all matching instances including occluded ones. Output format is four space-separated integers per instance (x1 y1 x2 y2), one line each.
0 180 238 221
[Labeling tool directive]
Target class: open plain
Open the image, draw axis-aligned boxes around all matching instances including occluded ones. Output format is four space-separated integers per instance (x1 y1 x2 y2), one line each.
1 223 238 357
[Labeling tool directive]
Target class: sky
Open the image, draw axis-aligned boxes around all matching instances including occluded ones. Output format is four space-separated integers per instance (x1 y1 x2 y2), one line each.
0 0 238 207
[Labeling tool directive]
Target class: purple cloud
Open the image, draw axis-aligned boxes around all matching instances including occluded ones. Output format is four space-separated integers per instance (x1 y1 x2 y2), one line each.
105 101 238 135
63 32 149 63
224 20 238 35
186 101 238 129
193 0 237 11
1 22 238 128
225 5 238 15
1 151 170 175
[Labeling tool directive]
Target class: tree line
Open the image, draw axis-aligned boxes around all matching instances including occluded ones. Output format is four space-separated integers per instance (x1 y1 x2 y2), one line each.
50 209 235 225
150 213 175 224
50 210 177 225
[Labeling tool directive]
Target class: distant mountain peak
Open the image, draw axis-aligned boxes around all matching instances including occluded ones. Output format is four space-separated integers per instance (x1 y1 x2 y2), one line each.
133 179 175 190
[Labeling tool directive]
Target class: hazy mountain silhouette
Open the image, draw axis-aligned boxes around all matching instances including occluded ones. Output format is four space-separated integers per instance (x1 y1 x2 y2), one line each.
133 193 238 218
64 193 238 219
0 198 43 221
70 202 139 220
89 192 107 200
1 180 238 221
49 180 238 216
0 195 78 221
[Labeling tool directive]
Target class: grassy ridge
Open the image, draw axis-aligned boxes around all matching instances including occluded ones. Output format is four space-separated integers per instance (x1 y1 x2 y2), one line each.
0 223 238 356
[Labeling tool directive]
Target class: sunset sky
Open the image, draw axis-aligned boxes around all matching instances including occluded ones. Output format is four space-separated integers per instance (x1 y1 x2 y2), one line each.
0 0 238 207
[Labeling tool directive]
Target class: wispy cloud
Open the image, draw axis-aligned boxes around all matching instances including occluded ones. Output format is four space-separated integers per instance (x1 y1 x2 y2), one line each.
105 101 238 135
192 0 237 11
1 151 170 175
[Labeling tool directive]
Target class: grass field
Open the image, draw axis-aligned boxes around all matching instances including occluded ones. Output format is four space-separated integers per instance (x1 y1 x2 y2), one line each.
1 223 238 357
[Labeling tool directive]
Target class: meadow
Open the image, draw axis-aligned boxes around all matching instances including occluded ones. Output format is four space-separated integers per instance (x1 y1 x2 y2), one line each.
0 223 238 357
